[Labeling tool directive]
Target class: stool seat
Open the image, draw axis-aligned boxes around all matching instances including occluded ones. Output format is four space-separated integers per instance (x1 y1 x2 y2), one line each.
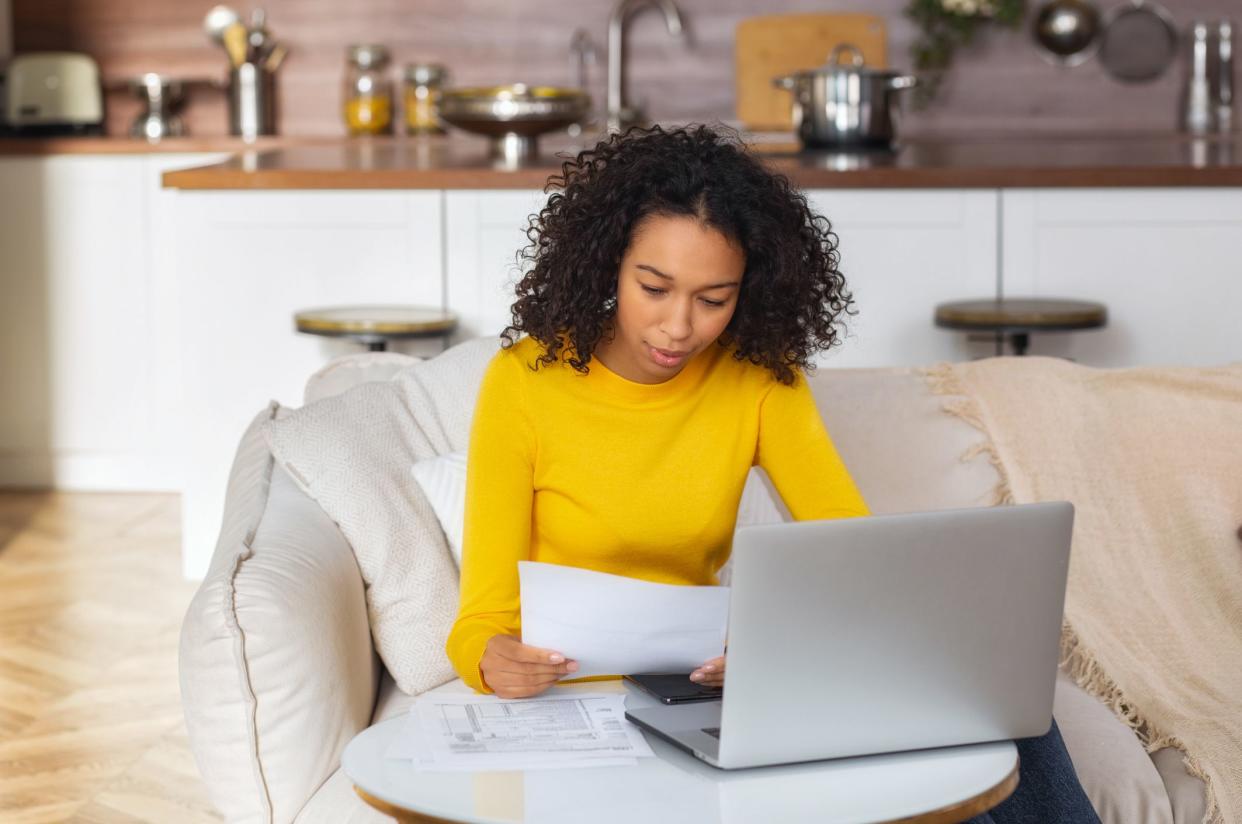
294 305 458 351
934 298 1107 356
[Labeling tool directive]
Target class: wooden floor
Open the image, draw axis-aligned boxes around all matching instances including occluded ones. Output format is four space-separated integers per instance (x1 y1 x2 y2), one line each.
0 491 221 823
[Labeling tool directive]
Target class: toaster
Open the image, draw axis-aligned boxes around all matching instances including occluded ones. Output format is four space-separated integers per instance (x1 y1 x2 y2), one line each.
6 52 104 134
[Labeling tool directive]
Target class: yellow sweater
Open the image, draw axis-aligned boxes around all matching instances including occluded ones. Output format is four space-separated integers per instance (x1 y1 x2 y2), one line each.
446 336 870 693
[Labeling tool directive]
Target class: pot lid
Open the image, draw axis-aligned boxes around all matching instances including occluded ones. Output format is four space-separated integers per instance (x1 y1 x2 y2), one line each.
782 43 903 79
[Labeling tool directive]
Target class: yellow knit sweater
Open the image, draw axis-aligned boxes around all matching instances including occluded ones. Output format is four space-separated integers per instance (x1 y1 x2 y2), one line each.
446 336 870 693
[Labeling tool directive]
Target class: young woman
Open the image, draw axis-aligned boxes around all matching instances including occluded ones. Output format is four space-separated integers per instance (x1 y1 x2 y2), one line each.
446 124 1099 824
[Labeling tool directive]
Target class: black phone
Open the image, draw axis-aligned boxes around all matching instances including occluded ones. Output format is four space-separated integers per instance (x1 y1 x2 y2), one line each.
624 672 723 705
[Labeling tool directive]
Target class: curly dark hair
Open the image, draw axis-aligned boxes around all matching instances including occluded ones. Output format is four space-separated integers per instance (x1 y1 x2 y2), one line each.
501 122 856 385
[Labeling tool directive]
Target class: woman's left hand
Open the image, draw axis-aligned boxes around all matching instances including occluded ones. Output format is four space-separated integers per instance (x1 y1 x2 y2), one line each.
690 655 725 688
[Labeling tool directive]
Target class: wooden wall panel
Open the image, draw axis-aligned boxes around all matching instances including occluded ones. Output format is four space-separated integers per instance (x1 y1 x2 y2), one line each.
11 0 1238 138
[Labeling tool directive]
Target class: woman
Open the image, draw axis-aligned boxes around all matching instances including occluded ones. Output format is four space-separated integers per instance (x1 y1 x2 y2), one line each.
446 124 1099 824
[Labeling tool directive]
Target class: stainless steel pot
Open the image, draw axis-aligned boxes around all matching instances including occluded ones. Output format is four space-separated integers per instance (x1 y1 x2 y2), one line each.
773 45 917 149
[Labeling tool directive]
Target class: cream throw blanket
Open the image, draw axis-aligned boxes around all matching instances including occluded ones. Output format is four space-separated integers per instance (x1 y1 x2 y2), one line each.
924 357 1242 824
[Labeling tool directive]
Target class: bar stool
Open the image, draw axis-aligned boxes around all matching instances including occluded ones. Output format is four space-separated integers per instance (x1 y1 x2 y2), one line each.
294 305 458 352
934 298 1107 356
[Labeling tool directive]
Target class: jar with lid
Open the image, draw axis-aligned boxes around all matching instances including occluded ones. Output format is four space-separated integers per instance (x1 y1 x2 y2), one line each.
403 63 448 135
343 44 393 135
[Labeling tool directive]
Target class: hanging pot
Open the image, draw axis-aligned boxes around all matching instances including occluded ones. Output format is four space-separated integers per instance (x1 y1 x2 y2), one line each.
772 44 918 150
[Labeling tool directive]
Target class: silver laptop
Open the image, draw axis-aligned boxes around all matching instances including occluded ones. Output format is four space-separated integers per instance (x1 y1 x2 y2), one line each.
625 501 1074 769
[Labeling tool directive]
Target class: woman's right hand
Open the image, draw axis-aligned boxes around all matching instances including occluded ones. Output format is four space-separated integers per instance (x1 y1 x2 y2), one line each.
479 634 579 698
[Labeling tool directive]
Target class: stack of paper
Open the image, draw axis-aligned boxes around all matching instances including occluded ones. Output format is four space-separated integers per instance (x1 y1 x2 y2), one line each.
385 692 655 771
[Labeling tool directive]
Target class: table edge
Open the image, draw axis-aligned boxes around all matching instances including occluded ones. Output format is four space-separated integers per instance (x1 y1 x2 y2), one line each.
351 754 1021 824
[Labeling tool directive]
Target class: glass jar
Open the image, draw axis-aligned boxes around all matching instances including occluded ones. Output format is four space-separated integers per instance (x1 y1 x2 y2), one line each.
343 44 393 135
403 63 448 135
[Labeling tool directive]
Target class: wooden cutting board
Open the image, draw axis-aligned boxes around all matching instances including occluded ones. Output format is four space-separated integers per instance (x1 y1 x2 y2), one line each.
736 13 887 132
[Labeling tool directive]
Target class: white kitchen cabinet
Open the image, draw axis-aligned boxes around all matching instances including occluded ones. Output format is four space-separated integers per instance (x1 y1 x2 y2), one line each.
1001 189 1242 366
174 189 444 577
0 153 223 491
444 189 551 341
806 189 999 367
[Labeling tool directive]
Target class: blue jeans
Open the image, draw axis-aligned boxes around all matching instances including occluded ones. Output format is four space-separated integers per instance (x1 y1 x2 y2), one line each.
967 718 1100 824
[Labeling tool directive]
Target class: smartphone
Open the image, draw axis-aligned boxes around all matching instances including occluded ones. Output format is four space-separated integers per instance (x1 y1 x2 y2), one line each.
624 672 723 705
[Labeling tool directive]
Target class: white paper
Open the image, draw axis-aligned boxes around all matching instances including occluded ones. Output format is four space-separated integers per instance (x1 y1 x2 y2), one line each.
518 561 729 678
386 691 654 772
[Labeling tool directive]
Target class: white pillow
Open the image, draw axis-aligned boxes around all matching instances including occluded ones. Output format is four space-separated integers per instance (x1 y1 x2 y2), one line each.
411 451 468 567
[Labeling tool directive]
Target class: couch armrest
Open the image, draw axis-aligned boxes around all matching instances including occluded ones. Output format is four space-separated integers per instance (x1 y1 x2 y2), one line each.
181 442 380 823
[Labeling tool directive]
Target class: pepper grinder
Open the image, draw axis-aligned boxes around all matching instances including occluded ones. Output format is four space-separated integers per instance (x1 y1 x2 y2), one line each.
1180 21 1212 134
1214 20 1235 133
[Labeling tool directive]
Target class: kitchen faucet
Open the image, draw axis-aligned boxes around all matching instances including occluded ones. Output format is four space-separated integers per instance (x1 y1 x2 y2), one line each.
606 0 690 134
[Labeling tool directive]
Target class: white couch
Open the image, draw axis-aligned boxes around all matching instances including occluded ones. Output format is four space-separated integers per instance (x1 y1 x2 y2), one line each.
178 350 1208 824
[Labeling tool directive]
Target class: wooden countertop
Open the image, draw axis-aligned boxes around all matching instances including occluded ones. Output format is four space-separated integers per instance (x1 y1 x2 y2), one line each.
7 130 1241 189
160 131 1242 190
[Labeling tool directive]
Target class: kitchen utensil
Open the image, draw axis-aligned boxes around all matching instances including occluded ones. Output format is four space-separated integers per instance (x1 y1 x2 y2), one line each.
736 13 886 132
203 5 240 45
438 84 590 164
1180 21 1213 134
247 8 270 63
1215 20 1234 132
1032 0 1102 66
223 21 248 68
125 73 189 140
264 43 288 73
4 52 103 135
1097 0 1178 83
772 44 916 150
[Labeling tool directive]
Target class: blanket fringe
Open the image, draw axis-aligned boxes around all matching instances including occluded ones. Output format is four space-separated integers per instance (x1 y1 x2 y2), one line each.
920 363 1016 507
1060 622 1222 824
920 362 1222 824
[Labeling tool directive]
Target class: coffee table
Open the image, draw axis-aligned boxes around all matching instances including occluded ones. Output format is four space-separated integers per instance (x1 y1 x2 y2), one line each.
342 680 1019 824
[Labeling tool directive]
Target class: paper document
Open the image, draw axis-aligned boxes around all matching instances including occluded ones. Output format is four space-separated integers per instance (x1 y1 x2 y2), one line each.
518 561 729 678
385 691 654 771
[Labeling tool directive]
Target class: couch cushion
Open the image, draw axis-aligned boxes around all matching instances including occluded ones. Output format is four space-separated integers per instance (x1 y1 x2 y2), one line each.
230 464 381 822
1150 748 1210 824
1054 671 1174 824
807 368 1001 514
295 672 420 823
293 768 392 824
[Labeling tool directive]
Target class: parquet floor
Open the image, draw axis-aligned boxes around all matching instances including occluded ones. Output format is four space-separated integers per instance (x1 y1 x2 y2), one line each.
0 491 221 823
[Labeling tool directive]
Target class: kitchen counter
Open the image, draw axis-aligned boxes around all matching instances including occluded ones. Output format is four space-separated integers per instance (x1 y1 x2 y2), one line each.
152 130 1242 190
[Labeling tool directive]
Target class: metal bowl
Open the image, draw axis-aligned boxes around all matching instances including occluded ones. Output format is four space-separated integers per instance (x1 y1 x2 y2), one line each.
438 83 591 163
1032 0 1102 67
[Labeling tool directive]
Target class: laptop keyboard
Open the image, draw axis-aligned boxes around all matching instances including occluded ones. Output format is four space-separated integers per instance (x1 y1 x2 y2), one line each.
701 727 721 739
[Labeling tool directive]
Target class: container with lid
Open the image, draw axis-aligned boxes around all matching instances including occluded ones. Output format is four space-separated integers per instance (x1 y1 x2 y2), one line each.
403 63 448 135
773 44 917 150
343 44 393 135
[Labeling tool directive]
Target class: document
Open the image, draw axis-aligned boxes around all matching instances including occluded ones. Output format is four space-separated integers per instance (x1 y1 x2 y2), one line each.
518 561 730 678
385 691 654 771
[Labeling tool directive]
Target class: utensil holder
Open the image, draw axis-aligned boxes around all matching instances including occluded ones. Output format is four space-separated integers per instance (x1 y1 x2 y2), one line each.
228 62 276 141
